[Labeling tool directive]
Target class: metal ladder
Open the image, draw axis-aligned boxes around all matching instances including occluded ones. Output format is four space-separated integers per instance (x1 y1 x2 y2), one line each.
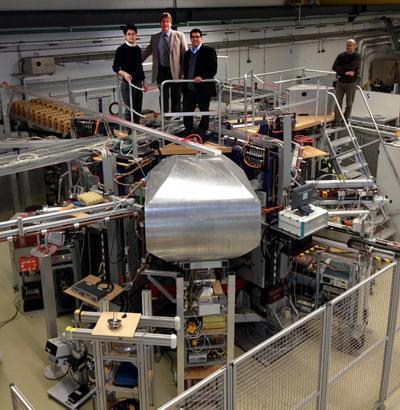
323 92 372 179
323 88 399 240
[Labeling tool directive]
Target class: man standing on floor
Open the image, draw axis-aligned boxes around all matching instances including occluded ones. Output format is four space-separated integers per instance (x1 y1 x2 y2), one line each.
142 12 187 114
182 28 218 137
332 38 361 125
113 24 145 124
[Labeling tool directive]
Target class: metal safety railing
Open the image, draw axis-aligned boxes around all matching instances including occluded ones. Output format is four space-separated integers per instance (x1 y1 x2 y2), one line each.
227 67 335 119
160 78 222 145
0 83 221 157
158 367 227 410
159 259 400 410
9 384 35 410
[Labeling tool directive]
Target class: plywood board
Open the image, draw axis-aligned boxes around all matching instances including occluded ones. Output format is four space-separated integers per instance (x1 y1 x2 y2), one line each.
63 274 124 308
156 142 231 156
302 145 329 159
92 312 141 338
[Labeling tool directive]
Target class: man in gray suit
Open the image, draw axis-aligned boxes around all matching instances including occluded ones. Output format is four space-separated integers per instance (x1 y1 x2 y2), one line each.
142 12 188 113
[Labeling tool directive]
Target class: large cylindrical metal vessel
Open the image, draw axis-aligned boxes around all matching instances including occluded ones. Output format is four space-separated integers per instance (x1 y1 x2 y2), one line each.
145 155 261 262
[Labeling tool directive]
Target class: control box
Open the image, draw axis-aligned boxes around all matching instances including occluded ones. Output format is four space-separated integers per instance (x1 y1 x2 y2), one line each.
278 205 328 238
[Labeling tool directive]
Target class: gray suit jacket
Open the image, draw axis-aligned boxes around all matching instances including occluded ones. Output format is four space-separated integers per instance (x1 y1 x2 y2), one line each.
142 30 188 83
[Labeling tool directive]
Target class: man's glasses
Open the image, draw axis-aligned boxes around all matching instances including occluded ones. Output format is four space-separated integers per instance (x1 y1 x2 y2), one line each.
190 35 201 38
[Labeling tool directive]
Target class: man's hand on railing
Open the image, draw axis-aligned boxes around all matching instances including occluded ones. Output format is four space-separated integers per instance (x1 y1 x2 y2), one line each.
193 76 203 83
118 70 132 82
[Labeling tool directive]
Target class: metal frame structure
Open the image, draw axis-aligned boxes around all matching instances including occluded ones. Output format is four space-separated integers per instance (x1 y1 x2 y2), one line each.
175 274 235 394
9 384 35 410
227 67 335 118
159 256 400 410
0 83 222 157
68 292 179 410
160 78 222 145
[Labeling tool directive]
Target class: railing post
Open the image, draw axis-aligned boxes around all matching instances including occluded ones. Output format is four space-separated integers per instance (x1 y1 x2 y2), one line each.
243 73 248 123
129 81 134 124
315 79 320 118
318 303 333 410
218 80 222 146
378 260 400 409
227 362 236 410
251 70 255 125
0 87 11 137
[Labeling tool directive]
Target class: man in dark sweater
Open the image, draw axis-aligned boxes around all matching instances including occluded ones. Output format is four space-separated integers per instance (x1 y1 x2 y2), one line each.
332 39 361 125
182 28 218 136
113 24 145 124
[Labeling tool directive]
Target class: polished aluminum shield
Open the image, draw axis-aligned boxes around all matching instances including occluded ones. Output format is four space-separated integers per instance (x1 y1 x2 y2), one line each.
145 155 261 262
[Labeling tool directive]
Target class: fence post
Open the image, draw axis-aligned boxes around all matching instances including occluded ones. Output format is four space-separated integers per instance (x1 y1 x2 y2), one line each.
378 260 400 409
318 303 333 410
227 362 235 410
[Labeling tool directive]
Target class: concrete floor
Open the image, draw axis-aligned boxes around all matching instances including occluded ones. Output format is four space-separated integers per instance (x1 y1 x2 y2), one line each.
0 241 176 410
1 239 400 409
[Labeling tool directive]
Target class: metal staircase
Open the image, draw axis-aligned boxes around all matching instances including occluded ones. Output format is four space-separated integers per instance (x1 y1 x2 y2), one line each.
323 89 399 241
323 93 372 179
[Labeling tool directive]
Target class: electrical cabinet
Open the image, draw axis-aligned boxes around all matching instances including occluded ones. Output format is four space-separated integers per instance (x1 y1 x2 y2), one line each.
9 238 80 314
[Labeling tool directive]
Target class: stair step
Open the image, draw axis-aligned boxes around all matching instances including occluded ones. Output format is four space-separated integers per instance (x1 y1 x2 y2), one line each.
341 162 363 174
336 149 359 161
375 227 396 240
330 136 353 148
374 214 390 226
325 126 347 134
345 170 362 179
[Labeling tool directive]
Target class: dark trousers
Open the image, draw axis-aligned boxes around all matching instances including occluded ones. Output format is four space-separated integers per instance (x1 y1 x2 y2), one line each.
182 90 212 132
334 81 357 123
157 65 182 113
121 80 143 124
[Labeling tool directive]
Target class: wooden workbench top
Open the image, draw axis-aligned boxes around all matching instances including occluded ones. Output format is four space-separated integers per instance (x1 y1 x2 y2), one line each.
156 142 231 156
228 114 334 133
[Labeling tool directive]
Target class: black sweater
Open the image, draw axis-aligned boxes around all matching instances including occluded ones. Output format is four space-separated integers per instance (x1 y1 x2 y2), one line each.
112 44 145 83
332 51 361 83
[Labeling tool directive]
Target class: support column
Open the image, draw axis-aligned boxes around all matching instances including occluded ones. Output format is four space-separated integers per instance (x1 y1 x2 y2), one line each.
378 261 400 408
277 115 292 204
32 244 58 339
176 277 185 394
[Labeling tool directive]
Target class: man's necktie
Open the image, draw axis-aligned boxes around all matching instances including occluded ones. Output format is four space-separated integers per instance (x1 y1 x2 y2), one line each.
163 33 170 66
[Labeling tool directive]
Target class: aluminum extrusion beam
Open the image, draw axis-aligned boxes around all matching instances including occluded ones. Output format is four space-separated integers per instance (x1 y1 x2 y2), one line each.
306 178 375 189
0 205 139 240
0 136 107 176
64 327 177 348
74 311 180 330
327 210 370 217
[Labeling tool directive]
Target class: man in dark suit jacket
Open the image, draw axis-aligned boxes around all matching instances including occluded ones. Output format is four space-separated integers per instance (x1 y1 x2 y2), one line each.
182 28 218 135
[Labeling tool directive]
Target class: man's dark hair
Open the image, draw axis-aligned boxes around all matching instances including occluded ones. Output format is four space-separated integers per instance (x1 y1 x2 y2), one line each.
122 24 137 35
190 28 202 38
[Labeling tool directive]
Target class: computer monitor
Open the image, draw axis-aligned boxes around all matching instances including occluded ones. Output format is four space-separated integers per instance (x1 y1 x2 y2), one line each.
291 183 315 215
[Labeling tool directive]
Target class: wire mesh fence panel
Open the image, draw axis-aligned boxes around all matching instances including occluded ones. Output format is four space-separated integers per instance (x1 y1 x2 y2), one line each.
9 384 35 410
232 309 324 410
327 266 394 409
326 343 386 410
386 262 400 397
296 398 318 410
157 368 226 410
388 329 400 396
